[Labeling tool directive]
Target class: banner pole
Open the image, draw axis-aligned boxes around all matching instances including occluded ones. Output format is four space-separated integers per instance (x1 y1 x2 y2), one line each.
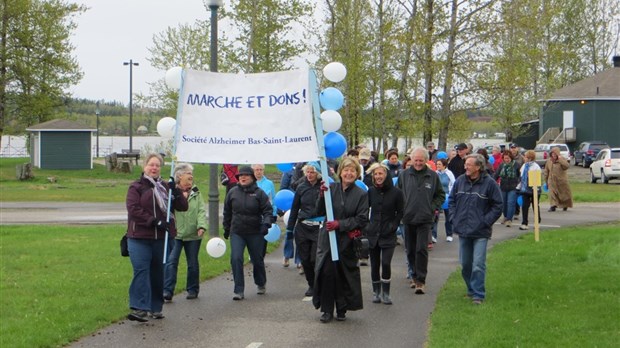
309 69 338 261
163 69 186 264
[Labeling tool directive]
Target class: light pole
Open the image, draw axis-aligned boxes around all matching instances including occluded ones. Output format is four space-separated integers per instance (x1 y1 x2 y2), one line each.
123 59 139 152
96 101 100 158
207 0 223 238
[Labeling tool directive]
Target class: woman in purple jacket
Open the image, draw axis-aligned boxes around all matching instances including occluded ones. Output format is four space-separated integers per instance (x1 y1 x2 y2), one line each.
126 153 188 322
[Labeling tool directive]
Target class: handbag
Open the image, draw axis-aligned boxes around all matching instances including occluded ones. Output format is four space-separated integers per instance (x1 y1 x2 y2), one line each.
348 229 369 259
120 234 129 257
220 170 229 186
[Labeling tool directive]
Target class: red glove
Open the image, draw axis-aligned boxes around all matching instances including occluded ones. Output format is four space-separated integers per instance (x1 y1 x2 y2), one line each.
326 220 340 231
319 181 329 197
347 229 362 240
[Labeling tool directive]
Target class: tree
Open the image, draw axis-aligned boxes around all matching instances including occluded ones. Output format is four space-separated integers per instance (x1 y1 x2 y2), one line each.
0 0 85 143
228 0 313 73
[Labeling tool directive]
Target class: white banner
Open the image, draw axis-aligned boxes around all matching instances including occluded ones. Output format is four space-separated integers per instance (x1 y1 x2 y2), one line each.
174 69 319 164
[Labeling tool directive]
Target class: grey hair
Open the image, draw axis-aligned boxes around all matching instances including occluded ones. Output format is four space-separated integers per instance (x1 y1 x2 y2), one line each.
173 162 194 182
251 163 265 170
465 154 485 173
411 147 429 161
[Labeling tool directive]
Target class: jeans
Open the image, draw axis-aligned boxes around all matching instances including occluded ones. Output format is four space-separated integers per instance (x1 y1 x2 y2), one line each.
164 239 202 295
501 190 517 220
230 233 266 294
458 236 488 300
432 209 453 239
128 238 165 313
404 223 432 284
283 231 294 259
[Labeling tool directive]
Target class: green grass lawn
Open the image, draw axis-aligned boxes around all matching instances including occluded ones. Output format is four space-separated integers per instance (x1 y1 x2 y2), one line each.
0 224 280 348
0 158 284 202
428 222 620 347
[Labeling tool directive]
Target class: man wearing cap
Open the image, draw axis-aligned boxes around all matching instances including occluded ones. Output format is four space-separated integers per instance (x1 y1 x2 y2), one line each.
448 143 468 178
427 142 438 162
358 148 374 187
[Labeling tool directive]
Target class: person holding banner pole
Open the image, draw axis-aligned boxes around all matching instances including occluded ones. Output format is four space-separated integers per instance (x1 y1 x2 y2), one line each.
313 157 369 323
126 153 188 322
223 166 273 300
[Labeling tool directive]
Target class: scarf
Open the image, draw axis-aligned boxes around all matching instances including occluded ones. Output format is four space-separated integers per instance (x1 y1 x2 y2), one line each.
145 175 169 214
500 161 517 179
520 162 530 191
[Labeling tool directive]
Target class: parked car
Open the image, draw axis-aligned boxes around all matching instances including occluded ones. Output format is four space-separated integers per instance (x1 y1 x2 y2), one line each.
589 148 620 184
573 141 610 168
533 143 570 167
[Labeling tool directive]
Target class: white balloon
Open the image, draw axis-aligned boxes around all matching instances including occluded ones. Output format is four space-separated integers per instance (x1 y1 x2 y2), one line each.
165 66 183 90
323 62 347 83
283 210 291 225
206 237 227 258
157 117 176 138
320 110 342 132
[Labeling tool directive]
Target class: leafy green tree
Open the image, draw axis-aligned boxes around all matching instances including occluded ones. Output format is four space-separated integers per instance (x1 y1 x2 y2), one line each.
228 0 313 73
0 0 85 143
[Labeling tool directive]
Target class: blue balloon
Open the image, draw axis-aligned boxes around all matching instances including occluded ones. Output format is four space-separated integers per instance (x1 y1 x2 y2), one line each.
392 177 398 186
437 151 448 160
517 195 523 207
265 224 281 242
319 87 344 110
355 180 368 191
276 163 293 172
274 189 294 211
442 196 449 210
324 132 347 159
542 183 548 192
489 156 495 165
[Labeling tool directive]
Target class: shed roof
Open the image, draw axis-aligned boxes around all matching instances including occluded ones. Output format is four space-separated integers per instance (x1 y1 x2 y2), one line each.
545 66 620 102
26 119 96 132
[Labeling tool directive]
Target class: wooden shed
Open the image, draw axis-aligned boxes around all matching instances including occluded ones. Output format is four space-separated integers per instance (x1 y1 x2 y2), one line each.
26 119 96 170
539 56 620 151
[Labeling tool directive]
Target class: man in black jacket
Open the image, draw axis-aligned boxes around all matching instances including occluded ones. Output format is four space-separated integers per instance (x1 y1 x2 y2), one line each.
397 148 445 294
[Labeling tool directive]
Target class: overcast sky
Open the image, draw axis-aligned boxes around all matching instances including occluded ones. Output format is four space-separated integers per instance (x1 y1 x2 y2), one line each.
69 0 209 105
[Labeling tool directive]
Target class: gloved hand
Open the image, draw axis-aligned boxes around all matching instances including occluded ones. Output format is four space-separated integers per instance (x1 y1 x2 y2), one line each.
154 219 168 233
260 223 270 236
319 181 329 197
347 229 362 240
223 230 230 239
168 176 182 200
168 176 175 188
326 220 339 231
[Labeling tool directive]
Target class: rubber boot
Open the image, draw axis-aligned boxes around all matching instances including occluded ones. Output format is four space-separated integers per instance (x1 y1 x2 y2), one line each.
381 280 392 305
372 281 381 303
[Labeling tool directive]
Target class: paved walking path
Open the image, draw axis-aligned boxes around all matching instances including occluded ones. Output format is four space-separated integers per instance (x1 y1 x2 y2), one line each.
2 201 619 347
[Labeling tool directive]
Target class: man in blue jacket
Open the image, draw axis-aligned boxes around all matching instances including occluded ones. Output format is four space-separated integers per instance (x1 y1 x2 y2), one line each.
448 154 502 305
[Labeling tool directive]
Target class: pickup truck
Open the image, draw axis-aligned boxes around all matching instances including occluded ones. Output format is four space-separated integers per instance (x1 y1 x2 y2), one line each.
534 143 570 167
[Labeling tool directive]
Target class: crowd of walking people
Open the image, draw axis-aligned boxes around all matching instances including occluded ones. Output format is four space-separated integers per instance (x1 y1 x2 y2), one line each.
124 141 573 323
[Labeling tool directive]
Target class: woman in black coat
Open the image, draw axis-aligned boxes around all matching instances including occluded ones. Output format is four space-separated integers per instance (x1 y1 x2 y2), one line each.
366 163 404 305
314 157 369 323
286 162 323 297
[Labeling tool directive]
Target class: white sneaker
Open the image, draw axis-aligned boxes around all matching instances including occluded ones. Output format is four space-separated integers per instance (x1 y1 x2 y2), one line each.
446 236 453 242
431 237 437 243
519 225 529 230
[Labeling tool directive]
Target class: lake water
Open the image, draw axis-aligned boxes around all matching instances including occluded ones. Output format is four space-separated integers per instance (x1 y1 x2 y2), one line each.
0 135 503 158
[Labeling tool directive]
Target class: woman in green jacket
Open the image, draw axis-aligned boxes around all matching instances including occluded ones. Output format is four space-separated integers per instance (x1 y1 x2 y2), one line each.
163 163 207 301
